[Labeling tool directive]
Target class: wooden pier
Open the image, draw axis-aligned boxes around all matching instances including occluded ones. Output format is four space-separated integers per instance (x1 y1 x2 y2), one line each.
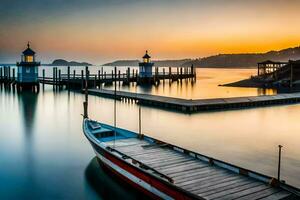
0 66 196 89
87 88 300 113
105 137 300 199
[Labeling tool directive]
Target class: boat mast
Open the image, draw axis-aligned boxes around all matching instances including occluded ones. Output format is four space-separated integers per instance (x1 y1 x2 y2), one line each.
139 100 142 138
137 83 142 138
114 66 117 148
83 66 89 119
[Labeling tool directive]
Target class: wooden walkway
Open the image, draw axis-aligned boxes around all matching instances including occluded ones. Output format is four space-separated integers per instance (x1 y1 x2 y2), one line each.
88 89 300 113
105 138 298 199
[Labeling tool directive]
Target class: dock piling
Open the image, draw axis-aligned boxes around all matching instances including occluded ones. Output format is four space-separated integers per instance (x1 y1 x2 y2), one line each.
55 68 58 87
98 70 101 88
118 70 121 85
0 67 2 82
12 68 15 81
8 66 11 81
163 68 165 84
278 145 283 182
127 67 130 83
52 67 55 89
42 69 45 85
180 67 183 82
67 66 70 89
83 66 89 119
58 69 61 88
81 70 84 89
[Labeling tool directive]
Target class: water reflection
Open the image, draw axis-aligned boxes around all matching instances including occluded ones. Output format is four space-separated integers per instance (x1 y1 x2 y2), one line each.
18 91 38 135
85 157 149 200
0 68 298 199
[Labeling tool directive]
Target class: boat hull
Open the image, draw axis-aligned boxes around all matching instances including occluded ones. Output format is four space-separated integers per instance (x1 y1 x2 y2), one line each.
87 138 197 200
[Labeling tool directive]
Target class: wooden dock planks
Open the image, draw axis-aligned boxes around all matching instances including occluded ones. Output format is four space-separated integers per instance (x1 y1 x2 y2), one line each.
105 138 296 199
89 89 300 113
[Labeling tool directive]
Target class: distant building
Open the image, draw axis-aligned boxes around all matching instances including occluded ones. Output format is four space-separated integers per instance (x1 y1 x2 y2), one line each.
16 43 41 92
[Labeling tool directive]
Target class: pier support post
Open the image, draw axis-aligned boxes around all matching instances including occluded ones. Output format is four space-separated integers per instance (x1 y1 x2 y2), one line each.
8 66 10 81
67 66 70 90
98 70 101 88
12 68 15 81
278 145 283 182
118 70 121 86
139 102 142 138
81 70 84 89
58 69 61 88
55 68 58 87
85 66 89 90
169 67 172 82
83 66 89 119
53 67 55 89
127 67 130 83
42 69 45 86
0 67 2 82
73 70 76 79
54 67 56 86
180 67 183 82
132 68 135 78
163 68 165 84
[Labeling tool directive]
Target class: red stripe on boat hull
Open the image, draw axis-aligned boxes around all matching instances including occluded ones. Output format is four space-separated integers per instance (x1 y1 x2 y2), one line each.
95 148 197 200
96 157 161 200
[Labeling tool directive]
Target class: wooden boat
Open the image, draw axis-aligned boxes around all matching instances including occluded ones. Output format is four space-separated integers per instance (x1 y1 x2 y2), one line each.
82 66 299 199
83 119 300 200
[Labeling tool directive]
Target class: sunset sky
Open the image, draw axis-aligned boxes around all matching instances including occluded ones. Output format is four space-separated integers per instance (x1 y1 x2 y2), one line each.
1 0 300 64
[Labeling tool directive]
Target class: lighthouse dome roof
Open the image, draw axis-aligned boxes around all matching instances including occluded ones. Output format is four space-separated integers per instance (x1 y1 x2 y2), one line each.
142 50 151 59
22 42 36 55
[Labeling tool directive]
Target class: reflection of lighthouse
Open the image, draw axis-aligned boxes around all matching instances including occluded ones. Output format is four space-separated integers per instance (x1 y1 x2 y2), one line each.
17 91 39 191
18 91 38 135
16 43 41 92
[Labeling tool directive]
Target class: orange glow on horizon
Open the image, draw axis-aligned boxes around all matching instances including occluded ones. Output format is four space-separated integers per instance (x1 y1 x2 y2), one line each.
1 0 300 63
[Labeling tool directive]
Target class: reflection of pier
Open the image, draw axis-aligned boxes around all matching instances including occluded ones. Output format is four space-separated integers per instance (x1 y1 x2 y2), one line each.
0 66 196 89
88 88 300 113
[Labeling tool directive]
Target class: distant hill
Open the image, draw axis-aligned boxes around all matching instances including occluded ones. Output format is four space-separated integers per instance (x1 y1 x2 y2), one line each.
103 46 300 68
103 59 191 67
182 46 300 68
49 59 92 66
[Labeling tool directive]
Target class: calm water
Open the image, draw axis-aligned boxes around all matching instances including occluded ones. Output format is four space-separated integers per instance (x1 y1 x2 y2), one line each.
0 68 299 199
2 66 276 98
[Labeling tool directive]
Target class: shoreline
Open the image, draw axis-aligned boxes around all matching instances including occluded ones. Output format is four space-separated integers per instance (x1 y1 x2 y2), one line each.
220 78 268 88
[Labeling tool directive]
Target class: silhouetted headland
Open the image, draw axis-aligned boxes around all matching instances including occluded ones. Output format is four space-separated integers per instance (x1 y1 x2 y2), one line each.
47 59 92 66
105 46 300 68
